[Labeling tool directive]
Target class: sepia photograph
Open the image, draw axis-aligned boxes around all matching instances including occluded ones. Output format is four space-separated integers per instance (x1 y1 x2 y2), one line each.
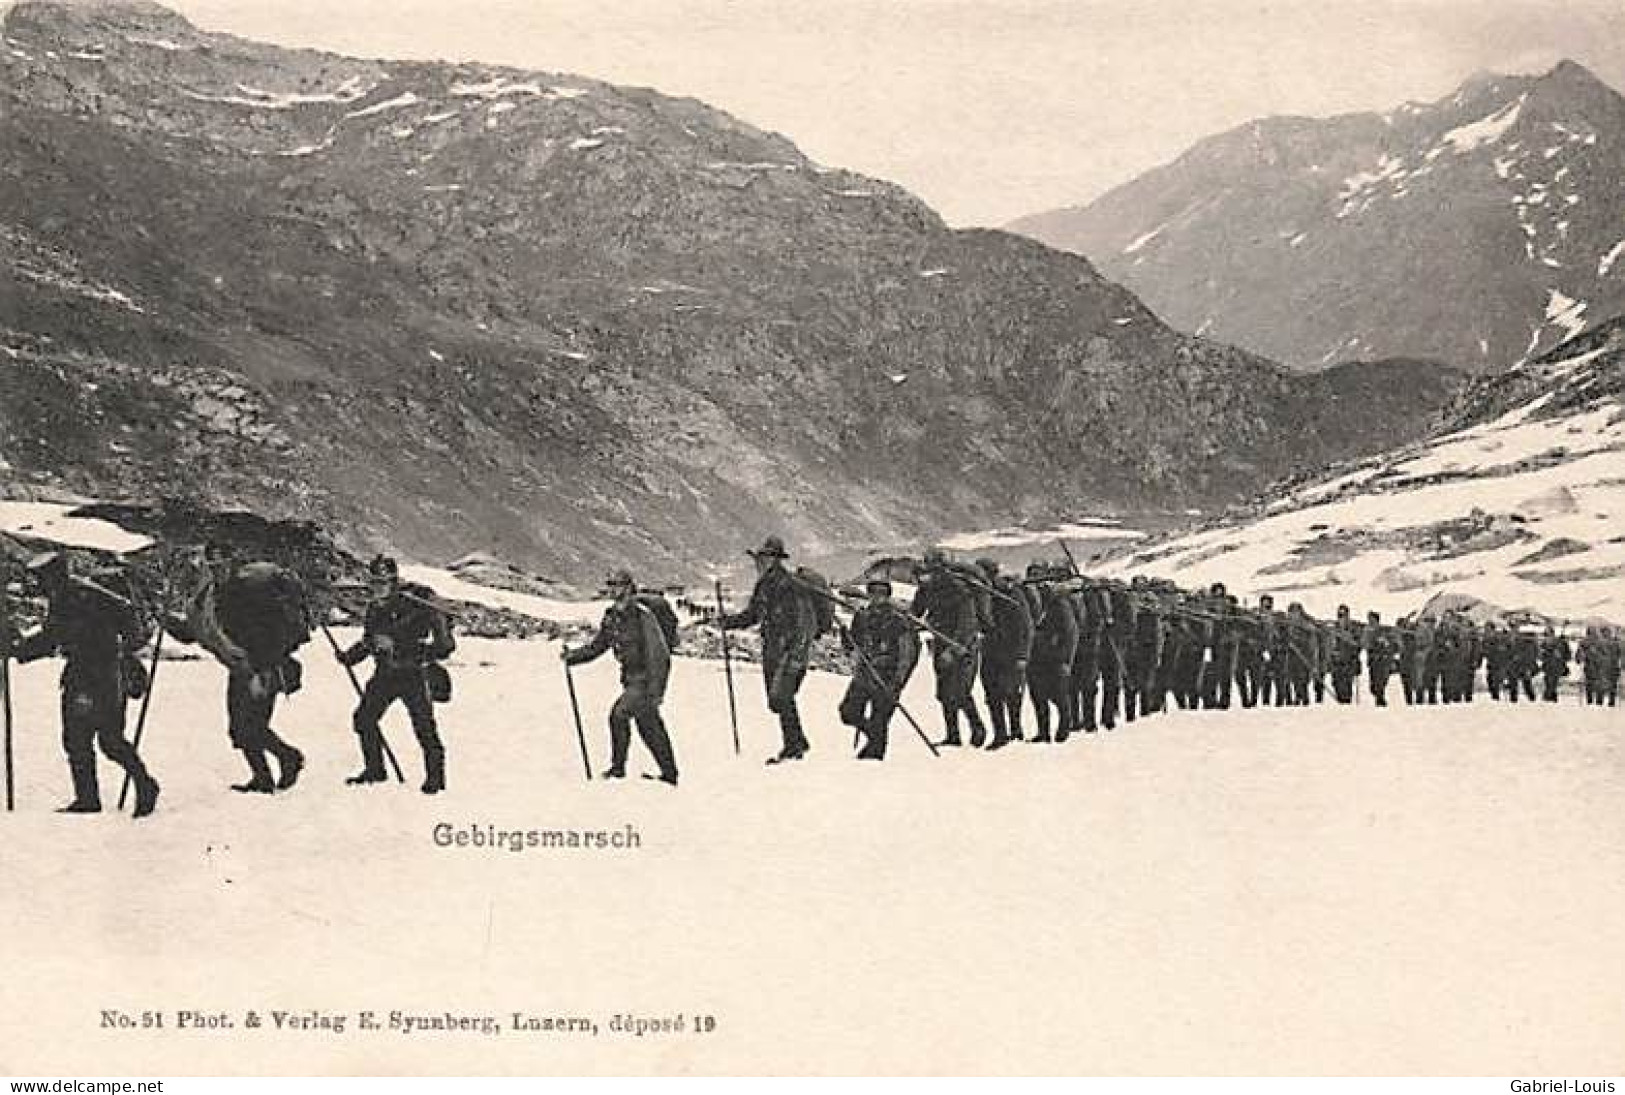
0 0 1622 1080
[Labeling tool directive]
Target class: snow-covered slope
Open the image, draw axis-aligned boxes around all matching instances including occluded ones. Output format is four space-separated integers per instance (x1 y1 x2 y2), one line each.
1097 319 1625 624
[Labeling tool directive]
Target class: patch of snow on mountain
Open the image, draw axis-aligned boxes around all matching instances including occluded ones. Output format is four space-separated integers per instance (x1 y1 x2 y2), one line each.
0 502 153 554
1600 240 1625 278
1545 290 1587 344
1122 224 1166 255
1432 94 1525 157
346 91 420 119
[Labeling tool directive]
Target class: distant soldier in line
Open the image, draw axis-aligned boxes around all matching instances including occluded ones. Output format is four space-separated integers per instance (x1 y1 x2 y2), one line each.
838 578 920 760
1363 610 1398 706
1202 584 1240 711
1538 625 1571 703
1025 564 1078 744
1410 618 1438 704
1066 578 1104 733
1482 622 1509 700
1255 594 1284 707
4 553 160 817
977 558 1032 749
1590 627 1621 706
1108 579 1143 720
1327 604 1363 705
335 555 455 793
911 549 992 749
562 569 679 785
1281 603 1317 706
1460 620 1483 702
715 536 818 765
1504 628 1538 703
1435 618 1466 704
172 543 311 794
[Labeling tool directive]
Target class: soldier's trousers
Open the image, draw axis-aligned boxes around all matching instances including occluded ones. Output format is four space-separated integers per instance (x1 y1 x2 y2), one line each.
1331 666 1357 704
1203 646 1237 709
1236 653 1260 708
1541 669 1562 702
1368 664 1392 706
840 672 898 759
1504 672 1535 702
980 655 1026 743
1096 642 1123 728
1284 667 1312 706
933 647 986 745
1486 661 1504 699
762 646 810 755
354 666 444 781
1027 664 1068 742
227 669 301 781
1068 648 1098 734
609 675 677 780
59 676 150 809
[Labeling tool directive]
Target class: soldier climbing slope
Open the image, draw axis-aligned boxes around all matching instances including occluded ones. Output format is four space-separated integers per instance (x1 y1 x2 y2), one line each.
168 543 311 795
562 569 679 785
911 549 992 749
838 578 921 761
4 553 160 818
335 555 455 794
714 536 818 765
976 558 1032 749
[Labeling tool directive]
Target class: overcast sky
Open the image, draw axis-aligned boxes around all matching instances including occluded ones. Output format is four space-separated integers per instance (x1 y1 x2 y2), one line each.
165 0 1625 226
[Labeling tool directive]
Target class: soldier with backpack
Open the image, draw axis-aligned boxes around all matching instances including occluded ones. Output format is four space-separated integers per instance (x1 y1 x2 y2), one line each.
3 552 160 818
1024 563 1077 744
838 578 920 760
975 558 1032 749
169 543 311 794
715 536 820 765
334 555 456 794
562 569 679 785
911 549 991 749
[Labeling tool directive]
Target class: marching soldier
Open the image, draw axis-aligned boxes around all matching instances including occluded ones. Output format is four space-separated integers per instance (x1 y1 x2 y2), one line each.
977 559 1032 749
1281 603 1317 706
1363 610 1398 706
562 569 679 785
1505 628 1538 702
335 555 455 793
4 553 160 817
715 536 818 765
1066 578 1103 734
1538 625 1571 703
911 549 991 748
1024 564 1077 744
173 544 311 794
1482 622 1508 700
1327 604 1362 704
838 578 920 760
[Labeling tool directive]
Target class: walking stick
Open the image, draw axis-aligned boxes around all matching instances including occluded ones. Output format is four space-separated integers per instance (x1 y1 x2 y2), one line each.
119 572 170 811
318 619 405 784
840 623 938 759
561 658 592 782
713 579 740 755
1 570 13 813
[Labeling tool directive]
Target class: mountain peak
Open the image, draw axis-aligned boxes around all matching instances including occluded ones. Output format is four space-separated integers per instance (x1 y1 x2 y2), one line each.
5 0 194 34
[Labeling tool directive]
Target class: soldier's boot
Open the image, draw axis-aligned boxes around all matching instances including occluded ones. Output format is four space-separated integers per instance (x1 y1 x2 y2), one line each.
937 703 962 747
271 741 304 791
421 748 446 795
986 700 1011 750
58 755 102 814
1001 698 1027 740
231 749 277 794
346 728 389 785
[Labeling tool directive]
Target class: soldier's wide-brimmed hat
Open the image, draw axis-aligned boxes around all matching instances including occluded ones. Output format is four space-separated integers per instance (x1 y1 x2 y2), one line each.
605 568 635 589
367 554 399 579
747 536 789 560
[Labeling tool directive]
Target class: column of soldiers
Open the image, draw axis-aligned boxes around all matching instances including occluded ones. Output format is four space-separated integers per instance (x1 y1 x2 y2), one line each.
2 534 1622 815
